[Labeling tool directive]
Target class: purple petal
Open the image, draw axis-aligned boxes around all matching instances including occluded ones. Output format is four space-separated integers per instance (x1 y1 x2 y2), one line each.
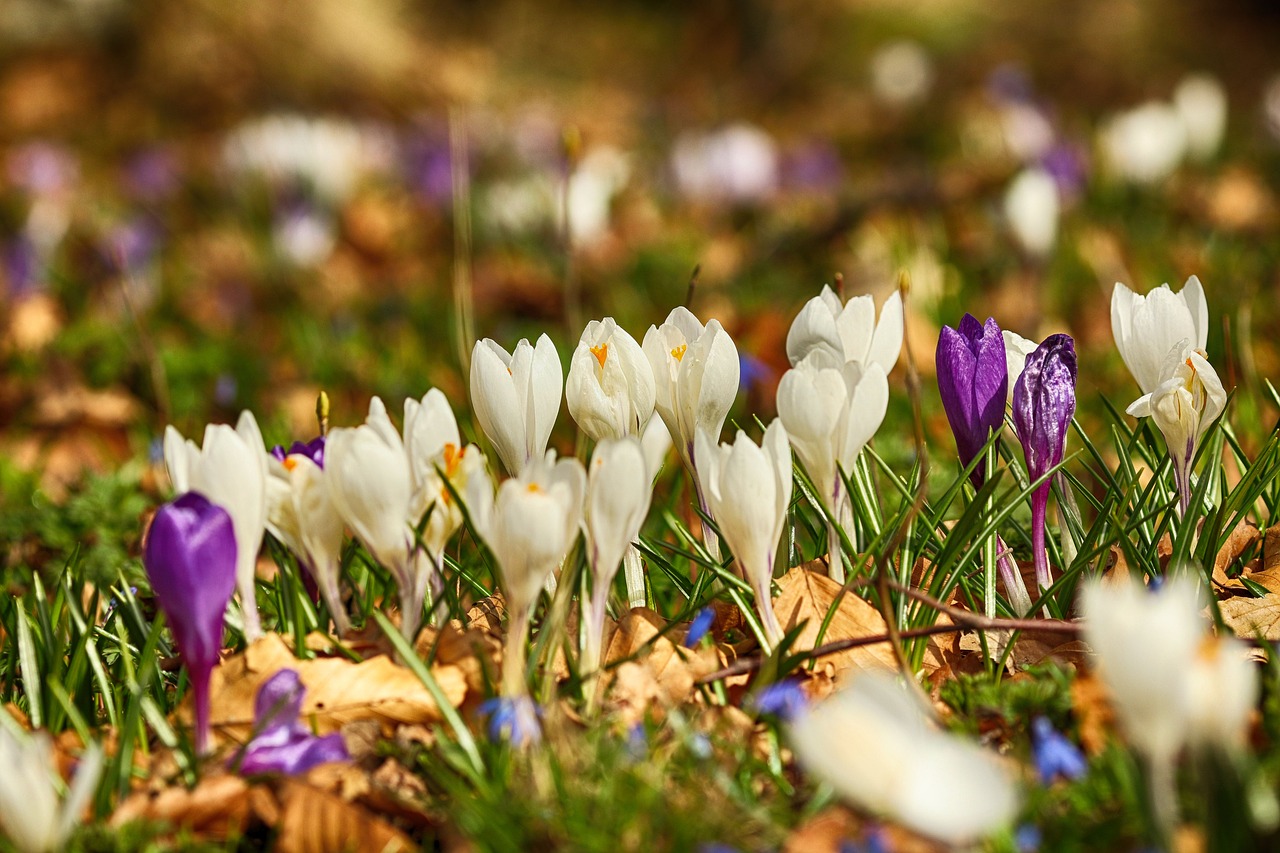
481 696 542 747
254 669 306 734
1012 334 1077 484
238 730 349 776
937 315 1008 481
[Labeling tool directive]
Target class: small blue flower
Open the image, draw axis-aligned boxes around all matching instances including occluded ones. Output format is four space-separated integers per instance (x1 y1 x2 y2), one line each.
683 606 716 648
1015 823 1042 852
480 696 542 748
838 826 887 853
1031 717 1087 784
625 723 648 762
750 679 809 721
687 732 712 760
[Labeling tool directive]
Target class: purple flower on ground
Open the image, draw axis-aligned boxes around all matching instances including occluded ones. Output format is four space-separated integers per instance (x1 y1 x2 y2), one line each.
480 696 542 748
683 606 716 648
270 436 326 469
102 217 162 273
1040 143 1089 200
2 235 42 296
1030 717 1087 785
144 493 238 754
1012 334 1077 590
937 315 1009 485
124 147 181 202
751 679 809 721
233 669 349 776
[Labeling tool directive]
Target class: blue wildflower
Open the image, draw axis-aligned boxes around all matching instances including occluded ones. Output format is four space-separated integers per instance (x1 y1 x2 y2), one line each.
751 679 809 721
480 696 542 748
1031 717 1087 784
683 606 716 648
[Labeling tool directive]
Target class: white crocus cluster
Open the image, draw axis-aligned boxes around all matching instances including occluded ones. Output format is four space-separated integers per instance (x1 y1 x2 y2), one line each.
778 285 900 580
789 673 1018 845
470 334 563 477
695 420 792 650
1083 575 1256 832
0 729 102 853
164 410 269 641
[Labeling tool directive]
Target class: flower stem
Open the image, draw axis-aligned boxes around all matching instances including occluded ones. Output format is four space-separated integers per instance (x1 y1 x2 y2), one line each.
622 544 646 609
749 560 784 653
502 604 534 697
581 590 608 713
1031 485 1052 592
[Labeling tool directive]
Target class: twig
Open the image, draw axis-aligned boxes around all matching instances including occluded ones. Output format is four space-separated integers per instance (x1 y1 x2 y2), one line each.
683 264 701 308
450 105 476 376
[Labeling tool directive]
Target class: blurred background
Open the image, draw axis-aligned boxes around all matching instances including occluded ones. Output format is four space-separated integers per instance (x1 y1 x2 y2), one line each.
3 0 1280 501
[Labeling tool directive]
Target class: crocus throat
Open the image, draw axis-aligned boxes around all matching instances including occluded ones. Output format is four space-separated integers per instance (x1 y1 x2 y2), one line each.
590 343 608 369
443 443 463 477
671 343 687 362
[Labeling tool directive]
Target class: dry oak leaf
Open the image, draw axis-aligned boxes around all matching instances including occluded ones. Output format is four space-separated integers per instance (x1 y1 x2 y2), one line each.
1211 520 1261 592
275 779 416 853
600 608 723 724
1219 593 1280 641
196 634 468 745
111 773 277 840
771 563 945 678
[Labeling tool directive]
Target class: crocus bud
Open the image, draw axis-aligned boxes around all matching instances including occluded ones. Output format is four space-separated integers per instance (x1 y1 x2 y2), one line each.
1125 340 1226 515
788 673 1018 846
1111 276 1209 395
145 493 238 754
1012 334 1077 590
0 730 103 853
582 438 653 683
566 318 656 442
233 669 349 776
470 334 563 477
694 420 791 650
1002 330 1038 404
936 315 1008 484
163 411 268 641
785 285 903 373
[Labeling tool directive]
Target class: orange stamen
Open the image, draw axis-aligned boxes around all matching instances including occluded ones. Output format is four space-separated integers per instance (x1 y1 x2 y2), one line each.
671 344 688 362
590 343 609 370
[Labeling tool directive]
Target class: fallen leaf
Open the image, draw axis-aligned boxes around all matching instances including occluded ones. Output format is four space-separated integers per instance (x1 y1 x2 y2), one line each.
1211 521 1261 592
600 608 723 725
1219 593 1280 641
1071 671 1115 756
199 634 468 745
276 779 417 853
111 773 270 839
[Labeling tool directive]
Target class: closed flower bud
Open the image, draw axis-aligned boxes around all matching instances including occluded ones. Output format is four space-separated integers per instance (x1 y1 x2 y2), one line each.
567 317 656 442
470 334 563 477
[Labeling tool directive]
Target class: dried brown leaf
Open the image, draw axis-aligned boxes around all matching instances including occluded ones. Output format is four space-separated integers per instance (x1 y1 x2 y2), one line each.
1211 521 1261 592
275 779 416 853
600 608 722 725
111 773 268 839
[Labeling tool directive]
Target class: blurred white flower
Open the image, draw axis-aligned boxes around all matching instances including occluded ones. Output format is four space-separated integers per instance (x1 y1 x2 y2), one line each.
567 147 631 246
1003 167 1060 257
640 413 672 478
671 124 779 204
1099 101 1187 184
789 672 1018 845
1264 74 1280 142
869 40 934 107
0 729 102 853
566 317 656 442
164 410 268 641
1173 74 1227 161
1111 276 1209 395
1000 103 1056 163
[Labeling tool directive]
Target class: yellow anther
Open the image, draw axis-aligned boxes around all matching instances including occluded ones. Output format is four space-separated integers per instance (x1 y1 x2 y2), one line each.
671 343 688 362
590 343 609 370
283 456 299 472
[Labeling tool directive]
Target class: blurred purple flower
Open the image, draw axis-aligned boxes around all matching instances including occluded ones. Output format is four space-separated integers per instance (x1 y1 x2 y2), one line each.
124 147 181 202
936 315 1008 485
271 436 326 469
682 606 716 648
625 723 647 762
738 352 775 396
233 669 349 776
1030 717 1087 785
1012 334 1076 590
6 142 77 195
144 492 238 754
986 64 1035 106
214 374 238 407
751 679 808 721
780 140 843 192
2 235 42 296
401 128 457 207
1015 824 1043 852
103 217 162 273
1040 143 1089 201
481 695 542 747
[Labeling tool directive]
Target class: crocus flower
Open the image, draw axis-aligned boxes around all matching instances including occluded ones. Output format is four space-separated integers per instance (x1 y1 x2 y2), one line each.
478 452 585 713
1012 334 1077 590
1099 101 1187 185
1111 276 1209 395
144 493 238 754
789 673 1019 845
785 285 903 374
1173 74 1227 161
1082 575 1256 832
776 353 888 582
233 669 349 776
694 420 791 650
470 334 563 477
1030 717 1087 785
0 730 102 853
264 437 349 633
1002 330 1039 404
164 411 269 641
1003 167 1059 257
582 438 653 691
936 315 1008 481
1125 340 1227 515
566 317 656 442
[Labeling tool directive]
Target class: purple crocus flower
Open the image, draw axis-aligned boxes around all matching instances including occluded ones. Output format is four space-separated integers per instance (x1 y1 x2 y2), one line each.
144 493 238 754
1012 334 1077 590
233 669 349 776
936 315 1009 485
1030 717 1087 785
270 436 326 469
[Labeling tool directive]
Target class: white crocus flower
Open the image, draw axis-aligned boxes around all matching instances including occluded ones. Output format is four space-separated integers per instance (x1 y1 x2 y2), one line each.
581 438 653 697
1003 167 1059 257
1111 276 1209 395
566 318 656 442
1173 74 1227 162
470 334 563 477
164 410 268 641
479 451 586 696
264 451 348 634
789 673 1018 846
1126 340 1227 515
1099 101 1188 185
1002 329 1040 403
776 353 888 582
0 730 103 853
695 420 791 650
1082 575 1256 833
639 413 673 478
785 285 903 374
